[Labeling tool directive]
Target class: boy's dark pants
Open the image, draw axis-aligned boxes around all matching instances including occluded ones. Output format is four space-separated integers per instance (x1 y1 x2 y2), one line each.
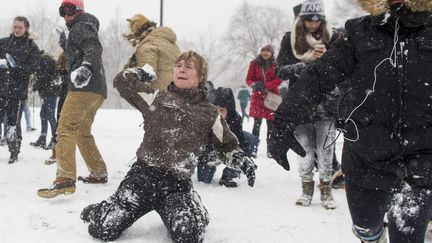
84 162 209 242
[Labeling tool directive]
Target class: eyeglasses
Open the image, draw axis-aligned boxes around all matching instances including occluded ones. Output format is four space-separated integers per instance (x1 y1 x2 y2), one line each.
59 5 77 17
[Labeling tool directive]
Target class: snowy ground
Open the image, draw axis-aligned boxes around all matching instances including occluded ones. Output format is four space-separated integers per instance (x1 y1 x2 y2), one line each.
0 108 431 243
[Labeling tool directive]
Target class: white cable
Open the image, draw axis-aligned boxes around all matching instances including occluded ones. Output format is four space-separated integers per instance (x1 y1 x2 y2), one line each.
329 18 400 143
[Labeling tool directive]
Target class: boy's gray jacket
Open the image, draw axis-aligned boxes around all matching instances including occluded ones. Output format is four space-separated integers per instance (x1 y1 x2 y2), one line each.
114 72 240 179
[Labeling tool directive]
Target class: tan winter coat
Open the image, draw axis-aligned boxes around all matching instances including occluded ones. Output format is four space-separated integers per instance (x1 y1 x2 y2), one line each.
357 0 432 15
114 72 241 179
126 27 181 91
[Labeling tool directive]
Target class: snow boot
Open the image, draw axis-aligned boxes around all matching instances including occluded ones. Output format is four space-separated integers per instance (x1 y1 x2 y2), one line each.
78 175 108 184
30 135 46 148
37 179 76 199
8 151 18 164
81 203 99 222
320 179 337 209
219 178 238 187
353 225 387 243
295 180 314 206
331 169 345 189
44 137 56 150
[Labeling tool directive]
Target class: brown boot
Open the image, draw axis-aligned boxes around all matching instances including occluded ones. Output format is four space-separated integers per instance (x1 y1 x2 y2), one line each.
320 179 337 209
295 180 314 206
37 179 76 199
78 175 108 184
45 146 57 165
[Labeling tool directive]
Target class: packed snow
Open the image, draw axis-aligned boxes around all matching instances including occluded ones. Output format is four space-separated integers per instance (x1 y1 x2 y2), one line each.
0 108 431 243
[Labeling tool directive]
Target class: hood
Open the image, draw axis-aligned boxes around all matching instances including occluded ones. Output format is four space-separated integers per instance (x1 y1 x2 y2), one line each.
357 0 432 16
143 26 177 44
67 12 100 31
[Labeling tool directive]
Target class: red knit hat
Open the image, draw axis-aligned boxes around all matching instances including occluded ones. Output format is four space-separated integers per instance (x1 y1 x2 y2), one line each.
61 0 84 11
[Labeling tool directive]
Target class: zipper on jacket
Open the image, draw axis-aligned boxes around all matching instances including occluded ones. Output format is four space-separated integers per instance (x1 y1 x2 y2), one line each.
396 40 407 146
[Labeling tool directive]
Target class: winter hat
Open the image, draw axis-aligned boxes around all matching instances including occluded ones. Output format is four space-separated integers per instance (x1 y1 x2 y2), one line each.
61 0 84 11
261 44 275 56
299 0 325 21
127 14 156 34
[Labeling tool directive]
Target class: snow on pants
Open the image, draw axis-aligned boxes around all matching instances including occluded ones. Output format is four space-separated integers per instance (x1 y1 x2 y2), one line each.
55 92 106 182
86 162 209 242
294 119 335 182
346 179 432 243
0 97 24 155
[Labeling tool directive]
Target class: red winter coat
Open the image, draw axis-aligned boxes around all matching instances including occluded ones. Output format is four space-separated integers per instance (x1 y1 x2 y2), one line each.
246 59 282 120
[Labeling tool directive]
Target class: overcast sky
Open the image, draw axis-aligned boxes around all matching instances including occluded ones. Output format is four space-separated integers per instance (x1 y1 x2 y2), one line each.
0 0 338 40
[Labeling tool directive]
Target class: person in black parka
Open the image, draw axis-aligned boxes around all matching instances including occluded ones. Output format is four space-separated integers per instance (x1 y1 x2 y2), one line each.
0 16 40 163
30 52 60 150
269 0 432 242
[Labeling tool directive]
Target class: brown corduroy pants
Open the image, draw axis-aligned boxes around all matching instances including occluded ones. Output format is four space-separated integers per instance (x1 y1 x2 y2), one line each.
54 92 107 183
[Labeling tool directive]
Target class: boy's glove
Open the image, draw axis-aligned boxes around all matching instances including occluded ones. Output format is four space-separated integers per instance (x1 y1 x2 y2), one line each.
71 63 92 88
231 151 257 187
252 82 265 92
124 64 157 83
268 125 305 171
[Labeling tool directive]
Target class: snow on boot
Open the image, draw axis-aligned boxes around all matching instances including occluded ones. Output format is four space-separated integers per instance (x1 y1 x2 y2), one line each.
30 135 46 148
320 180 337 209
37 179 76 198
45 157 57 165
219 178 238 187
8 152 18 164
295 180 314 206
81 203 99 222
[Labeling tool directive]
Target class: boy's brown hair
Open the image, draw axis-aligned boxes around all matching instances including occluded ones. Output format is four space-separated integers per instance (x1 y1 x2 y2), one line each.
176 51 208 82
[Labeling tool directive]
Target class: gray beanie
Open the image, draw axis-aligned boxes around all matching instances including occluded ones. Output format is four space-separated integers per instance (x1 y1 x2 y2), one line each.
299 0 325 21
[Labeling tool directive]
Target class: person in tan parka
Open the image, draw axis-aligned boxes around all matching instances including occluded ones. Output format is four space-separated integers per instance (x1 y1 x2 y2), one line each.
124 14 181 91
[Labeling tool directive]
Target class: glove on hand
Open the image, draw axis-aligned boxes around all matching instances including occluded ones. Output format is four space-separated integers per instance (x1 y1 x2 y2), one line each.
71 63 92 88
231 151 257 187
124 64 157 83
0 53 16 69
252 82 265 92
268 125 306 171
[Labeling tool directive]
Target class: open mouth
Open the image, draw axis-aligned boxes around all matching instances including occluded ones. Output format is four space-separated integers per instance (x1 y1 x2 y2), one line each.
178 77 188 81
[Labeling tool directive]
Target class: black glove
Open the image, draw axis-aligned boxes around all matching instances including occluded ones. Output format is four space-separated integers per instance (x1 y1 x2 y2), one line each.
124 64 157 83
230 151 257 187
71 63 92 88
252 82 265 92
268 126 305 171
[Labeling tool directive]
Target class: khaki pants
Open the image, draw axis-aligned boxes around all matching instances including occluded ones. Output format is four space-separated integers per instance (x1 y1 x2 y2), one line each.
55 92 106 182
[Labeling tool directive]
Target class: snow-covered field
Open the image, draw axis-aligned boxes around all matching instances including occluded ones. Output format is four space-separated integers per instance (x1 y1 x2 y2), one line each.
0 108 430 243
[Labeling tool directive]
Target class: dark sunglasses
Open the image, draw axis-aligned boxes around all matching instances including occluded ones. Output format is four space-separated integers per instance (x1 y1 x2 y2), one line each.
59 5 77 17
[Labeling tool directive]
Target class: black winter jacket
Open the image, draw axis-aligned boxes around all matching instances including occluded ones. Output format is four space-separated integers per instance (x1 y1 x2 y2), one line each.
276 30 343 120
0 34 40 99
65 12 107 98
275 9 432 190
32 54 59 98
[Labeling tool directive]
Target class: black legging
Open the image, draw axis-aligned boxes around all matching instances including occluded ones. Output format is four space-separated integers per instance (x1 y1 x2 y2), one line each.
252 118 274 147
346 179 432 243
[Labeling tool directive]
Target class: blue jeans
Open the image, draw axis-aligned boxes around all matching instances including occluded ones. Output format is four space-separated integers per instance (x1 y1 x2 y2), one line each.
40 96 57 136
22 99 32 129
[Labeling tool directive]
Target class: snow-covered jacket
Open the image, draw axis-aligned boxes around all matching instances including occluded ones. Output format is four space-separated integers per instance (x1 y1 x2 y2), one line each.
114 72 242 179
65 12 107 98
275 5 432 189
246 58 282 120
0 33 40 99
124 26 181 91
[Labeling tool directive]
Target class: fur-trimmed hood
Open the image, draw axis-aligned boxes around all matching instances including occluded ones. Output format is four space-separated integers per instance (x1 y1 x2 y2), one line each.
358 0 432 16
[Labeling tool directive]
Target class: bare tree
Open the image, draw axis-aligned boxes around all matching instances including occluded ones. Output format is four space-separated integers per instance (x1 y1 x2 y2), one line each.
221 1 290 89
331 0 366 28
99 7 134 109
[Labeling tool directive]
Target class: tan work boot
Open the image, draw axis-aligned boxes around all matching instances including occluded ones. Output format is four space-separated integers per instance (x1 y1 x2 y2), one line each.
295 180 314 206
37 179 76 199
320 179 337 209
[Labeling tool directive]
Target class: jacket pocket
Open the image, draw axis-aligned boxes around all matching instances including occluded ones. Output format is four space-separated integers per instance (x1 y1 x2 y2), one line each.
417 37 432 62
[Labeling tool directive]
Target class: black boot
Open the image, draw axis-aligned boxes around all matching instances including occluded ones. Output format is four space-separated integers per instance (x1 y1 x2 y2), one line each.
45 137 56 150
8 151 18 164
81 203 99 222
30 135 46 148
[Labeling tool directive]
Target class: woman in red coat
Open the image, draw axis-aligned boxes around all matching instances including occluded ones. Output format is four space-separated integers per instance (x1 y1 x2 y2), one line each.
246 44 282 158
